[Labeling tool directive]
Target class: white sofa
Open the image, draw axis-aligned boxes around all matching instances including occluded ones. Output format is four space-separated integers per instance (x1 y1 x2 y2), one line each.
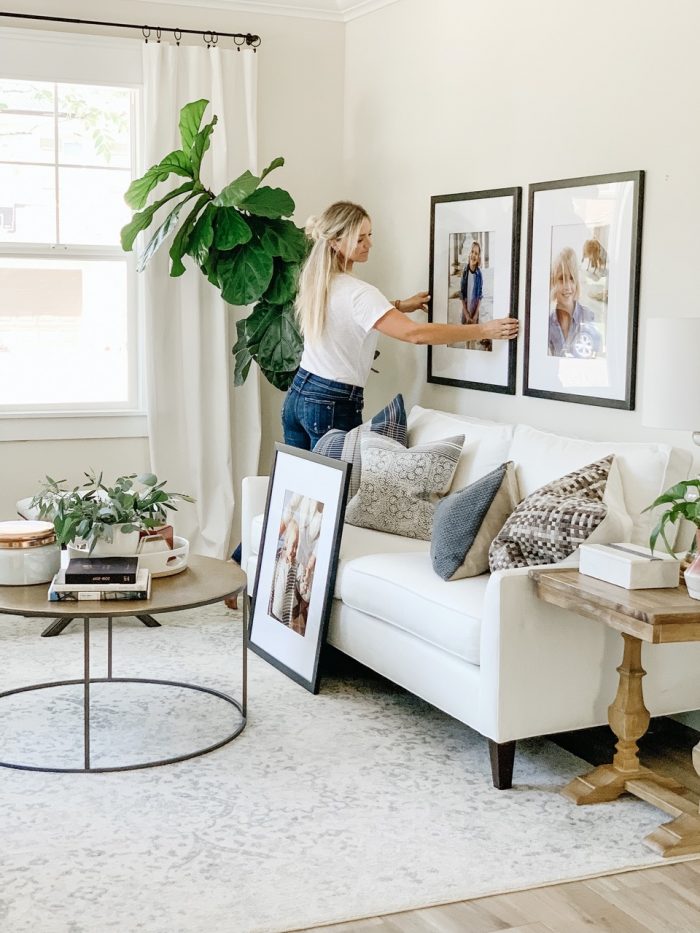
242 405 700 788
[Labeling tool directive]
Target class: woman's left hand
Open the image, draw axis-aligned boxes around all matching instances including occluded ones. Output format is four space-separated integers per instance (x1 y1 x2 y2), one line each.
400 292 430 313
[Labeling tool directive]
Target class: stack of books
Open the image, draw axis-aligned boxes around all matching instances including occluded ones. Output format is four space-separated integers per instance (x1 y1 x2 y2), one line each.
48 556 152 601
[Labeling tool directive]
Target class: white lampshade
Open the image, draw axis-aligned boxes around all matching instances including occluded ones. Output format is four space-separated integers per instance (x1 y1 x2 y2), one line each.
642 317 700 435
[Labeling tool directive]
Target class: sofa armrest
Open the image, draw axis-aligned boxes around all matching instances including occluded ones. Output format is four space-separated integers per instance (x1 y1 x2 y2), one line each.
241 476 269 568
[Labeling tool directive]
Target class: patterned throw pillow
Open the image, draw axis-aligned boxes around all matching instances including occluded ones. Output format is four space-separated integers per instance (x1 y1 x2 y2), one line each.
431 462 519 580
313 394 407 498
345 434 465 540
488 455 613 571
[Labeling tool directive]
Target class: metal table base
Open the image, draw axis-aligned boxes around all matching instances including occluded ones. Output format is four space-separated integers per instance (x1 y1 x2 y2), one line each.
0 592 248 773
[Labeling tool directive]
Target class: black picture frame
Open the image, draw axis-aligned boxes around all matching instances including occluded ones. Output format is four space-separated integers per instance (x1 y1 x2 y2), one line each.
248 444 350 694
427 186 521 394
523 170 644 409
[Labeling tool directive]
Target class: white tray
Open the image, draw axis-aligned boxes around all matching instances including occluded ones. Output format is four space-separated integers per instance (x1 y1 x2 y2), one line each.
66 536 189 578
138 536 189 578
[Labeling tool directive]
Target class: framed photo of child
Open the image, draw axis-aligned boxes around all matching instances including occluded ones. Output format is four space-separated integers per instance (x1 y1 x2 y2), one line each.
524 171 644 409
427 187 521 394
248 444 350 694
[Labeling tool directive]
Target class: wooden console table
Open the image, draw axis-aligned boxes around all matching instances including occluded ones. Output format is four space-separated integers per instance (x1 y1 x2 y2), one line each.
529 567 700 857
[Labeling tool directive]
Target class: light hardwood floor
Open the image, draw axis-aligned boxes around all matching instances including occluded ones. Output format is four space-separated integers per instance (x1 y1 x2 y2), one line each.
299 719 700 933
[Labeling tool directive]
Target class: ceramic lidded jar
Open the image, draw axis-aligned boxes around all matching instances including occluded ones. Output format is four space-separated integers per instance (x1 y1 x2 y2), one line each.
0 520 61 585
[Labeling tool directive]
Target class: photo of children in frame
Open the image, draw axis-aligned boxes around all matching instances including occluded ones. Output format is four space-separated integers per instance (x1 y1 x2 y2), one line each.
446 230 495 351
268 489 324 637
548 224 609 360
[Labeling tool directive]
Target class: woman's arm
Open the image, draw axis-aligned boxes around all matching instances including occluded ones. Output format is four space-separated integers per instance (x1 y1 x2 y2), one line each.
392 292 430 313
375 307 519 345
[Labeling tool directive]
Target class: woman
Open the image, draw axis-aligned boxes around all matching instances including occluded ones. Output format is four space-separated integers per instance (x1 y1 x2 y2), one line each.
283 201 519 448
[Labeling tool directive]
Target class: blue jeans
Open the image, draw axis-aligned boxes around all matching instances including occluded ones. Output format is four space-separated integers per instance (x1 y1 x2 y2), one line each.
281 368 364 450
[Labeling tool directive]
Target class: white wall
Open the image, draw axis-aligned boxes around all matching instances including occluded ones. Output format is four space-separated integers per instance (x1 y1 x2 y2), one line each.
0 0 345 517
344 0 698 462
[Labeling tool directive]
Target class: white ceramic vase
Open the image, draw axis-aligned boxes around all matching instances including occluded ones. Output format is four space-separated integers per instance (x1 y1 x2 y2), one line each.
684 530 700 600
69 525 141 559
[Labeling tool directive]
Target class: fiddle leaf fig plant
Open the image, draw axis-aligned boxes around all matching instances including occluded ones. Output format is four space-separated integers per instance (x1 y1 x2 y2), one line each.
644 478 700 555
120 99 307 391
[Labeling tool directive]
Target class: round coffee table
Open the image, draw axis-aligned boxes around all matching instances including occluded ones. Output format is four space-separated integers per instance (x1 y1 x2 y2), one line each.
0 555 247 773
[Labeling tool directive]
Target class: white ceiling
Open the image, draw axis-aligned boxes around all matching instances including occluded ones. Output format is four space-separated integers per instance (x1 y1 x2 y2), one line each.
140 0 400 22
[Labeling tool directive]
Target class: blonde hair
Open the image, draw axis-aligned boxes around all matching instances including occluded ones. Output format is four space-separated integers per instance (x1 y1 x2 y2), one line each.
550 247 581 303
295 201 370 343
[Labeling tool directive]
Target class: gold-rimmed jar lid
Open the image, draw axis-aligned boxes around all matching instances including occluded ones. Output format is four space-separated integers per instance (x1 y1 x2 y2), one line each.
0 520 57 549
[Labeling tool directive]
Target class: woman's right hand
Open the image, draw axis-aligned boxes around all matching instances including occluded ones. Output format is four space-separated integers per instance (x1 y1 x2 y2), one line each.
481 317 519 340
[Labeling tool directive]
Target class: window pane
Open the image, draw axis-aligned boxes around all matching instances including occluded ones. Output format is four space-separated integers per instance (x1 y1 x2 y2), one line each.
58 166 131 245
58 84 131 169
0 112 54 163
0 79 54 113
0 258 130 407
0 164 56 242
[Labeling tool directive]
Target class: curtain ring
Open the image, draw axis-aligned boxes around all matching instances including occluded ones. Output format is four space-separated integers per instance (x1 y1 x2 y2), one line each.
142 26 151 43
249 35 261 49
210 32 219 47
174 28 182 46
233 35 245 51
156 27 162 43
203 30 214 48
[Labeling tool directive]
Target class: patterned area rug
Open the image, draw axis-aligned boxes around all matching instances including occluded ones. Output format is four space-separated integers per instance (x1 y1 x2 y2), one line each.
0 604 687 932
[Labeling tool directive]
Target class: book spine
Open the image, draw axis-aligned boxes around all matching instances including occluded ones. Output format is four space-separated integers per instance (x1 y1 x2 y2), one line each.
64 572 138 585
49 589 149 601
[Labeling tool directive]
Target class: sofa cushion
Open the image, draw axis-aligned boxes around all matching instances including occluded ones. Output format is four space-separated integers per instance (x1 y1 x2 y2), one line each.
345 434 464 540
339 551 488 665
407 405 515 492
509 425 690 545
431 461 519 580
313 393 407 498
489 455 617 571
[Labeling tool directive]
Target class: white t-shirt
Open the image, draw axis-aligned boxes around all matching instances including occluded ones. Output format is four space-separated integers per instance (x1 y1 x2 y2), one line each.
299 273 393 387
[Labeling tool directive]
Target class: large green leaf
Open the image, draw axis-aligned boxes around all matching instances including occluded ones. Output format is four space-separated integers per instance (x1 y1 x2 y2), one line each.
190 117 217 180
241 301 278 352
137 192 198 272
120 181 194 251
232 320 253 386
213 170 260 208
218 242 274 305
258 366 297 391
256 306 303 372
205 246 221 286
213 208 252 250
125 150 193 210
263 259 299 305
179 99 209 152
257 218 308 263
260 156 284 181
239 185 295 219
169 193 211 277
186 203 216 266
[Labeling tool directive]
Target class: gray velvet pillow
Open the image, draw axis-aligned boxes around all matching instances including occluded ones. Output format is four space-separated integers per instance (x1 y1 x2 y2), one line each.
344 434 465 540
431 462 519 580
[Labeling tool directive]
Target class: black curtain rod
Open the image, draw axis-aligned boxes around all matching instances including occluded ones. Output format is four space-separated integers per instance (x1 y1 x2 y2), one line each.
0 11 261 47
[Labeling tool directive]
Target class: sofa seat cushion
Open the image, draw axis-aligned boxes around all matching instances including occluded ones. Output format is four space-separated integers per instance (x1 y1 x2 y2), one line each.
339 551 488 664
250 514 427 598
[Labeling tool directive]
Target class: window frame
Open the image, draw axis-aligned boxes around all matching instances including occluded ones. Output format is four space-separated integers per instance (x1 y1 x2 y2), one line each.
0 29 146 441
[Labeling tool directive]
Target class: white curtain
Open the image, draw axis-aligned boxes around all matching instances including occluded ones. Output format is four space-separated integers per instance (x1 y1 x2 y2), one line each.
142 44 261 558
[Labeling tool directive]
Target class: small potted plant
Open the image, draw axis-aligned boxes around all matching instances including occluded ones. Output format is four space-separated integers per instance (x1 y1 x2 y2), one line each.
31 471 195 556
645 478 700 598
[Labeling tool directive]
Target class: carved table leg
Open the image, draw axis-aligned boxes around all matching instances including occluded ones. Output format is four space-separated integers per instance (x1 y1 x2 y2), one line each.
563 634 683 805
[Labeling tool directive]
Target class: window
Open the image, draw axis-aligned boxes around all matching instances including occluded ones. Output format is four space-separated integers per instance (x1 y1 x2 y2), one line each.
0 75 142 434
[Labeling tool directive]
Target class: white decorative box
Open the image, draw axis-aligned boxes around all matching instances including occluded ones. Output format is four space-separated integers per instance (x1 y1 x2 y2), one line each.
579 542 681 590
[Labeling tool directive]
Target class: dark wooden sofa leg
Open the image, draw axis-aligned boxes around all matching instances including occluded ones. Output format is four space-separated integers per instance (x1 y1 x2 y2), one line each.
488 739 516 789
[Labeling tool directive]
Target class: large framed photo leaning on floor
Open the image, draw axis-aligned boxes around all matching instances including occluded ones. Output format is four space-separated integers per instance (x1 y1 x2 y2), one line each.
249 445 350 694
427 186 521 394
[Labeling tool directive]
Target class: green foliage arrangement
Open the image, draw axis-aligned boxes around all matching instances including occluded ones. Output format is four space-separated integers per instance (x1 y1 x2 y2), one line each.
120 99 306 391
644 478 700 555
31 471 195 551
